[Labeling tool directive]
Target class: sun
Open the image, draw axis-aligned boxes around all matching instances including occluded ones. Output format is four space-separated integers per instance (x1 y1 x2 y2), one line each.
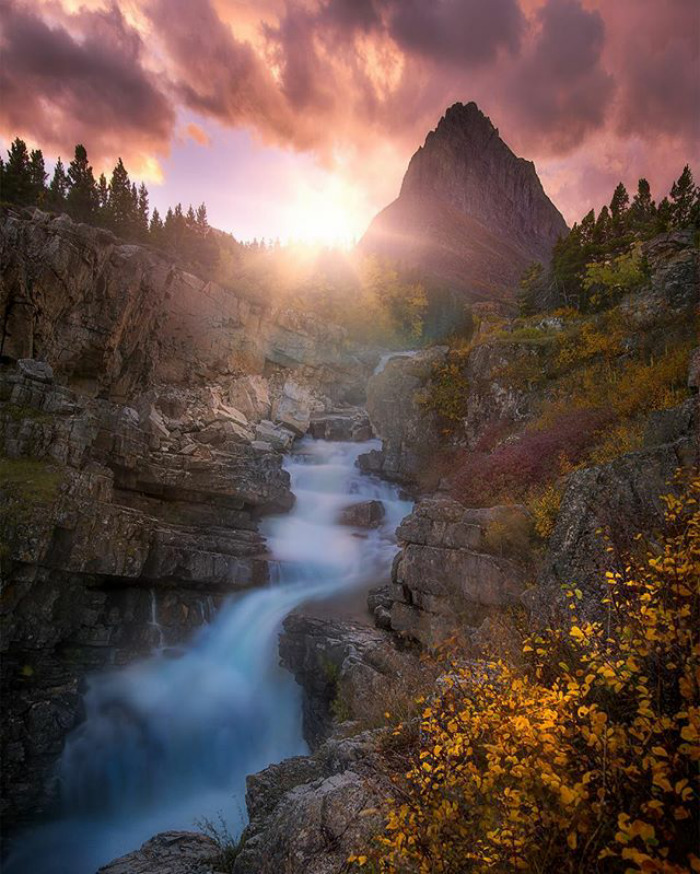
283 172 368 248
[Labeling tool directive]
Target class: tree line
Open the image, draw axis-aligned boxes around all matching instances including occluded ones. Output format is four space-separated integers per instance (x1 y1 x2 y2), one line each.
520 166 700 314
0 137 220 271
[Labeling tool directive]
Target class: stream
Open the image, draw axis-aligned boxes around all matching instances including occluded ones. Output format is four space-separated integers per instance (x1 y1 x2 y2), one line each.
5 437 411 874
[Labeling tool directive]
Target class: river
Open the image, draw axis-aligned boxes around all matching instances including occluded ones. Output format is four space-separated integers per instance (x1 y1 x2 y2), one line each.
5 437 411 874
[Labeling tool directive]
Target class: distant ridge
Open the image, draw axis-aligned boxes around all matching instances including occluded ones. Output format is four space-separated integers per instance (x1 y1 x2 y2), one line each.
360 102 568 301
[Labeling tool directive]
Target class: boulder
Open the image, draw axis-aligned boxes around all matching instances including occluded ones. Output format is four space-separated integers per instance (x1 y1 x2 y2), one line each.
308 408 372 442
98 831 219 874
234 733 389 874
386 499 529 646
364 347 448 483
337 499 385 528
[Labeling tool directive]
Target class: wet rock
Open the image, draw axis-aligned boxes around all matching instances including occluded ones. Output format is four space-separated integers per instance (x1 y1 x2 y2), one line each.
98 831 220 874
337 499 385 528
279 614 411 748
364 347 447 483
309 408 372 442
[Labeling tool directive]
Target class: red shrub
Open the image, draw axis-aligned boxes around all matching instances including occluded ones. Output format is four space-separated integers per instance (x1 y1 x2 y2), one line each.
451 407 611 506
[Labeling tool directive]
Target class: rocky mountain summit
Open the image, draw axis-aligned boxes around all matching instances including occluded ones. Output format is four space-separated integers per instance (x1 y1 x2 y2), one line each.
360 102 567 300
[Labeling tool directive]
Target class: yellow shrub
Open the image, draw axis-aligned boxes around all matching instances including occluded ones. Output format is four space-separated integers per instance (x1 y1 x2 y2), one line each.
528 483 563 540
588 421 645 466
359 475 700 874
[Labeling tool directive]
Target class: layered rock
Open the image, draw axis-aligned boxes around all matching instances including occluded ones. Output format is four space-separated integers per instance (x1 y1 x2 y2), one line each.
361 346 447 483
0 208 380 836
279 613 410 748
0 208 370 406
386 500 529 646
360 102 567 300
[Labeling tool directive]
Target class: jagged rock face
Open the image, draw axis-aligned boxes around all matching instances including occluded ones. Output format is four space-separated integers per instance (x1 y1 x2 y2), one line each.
97 831 219 874
279 613 408 748
233 732 390 874
361 347 447 484
387 499 529 646
0 364 289 833
0 208 369 404
360 102 567 300
526 396 699 626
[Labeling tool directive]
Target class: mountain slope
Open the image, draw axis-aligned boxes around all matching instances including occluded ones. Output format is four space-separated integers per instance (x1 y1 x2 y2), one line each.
360 102 567 300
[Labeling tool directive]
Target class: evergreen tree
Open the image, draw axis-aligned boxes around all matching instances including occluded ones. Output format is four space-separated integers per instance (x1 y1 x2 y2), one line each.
186 204 197 230
196 202 209 231
137 183 149 239
150 207 164 244
609 182 630 235
28 149 47 204
669 165 695 228
107 158 132 233
593 205 611 245
4 138 33 204
656 197 673 233
48 158 69 210
163 206 176 247
67 144 97 221
96 172 109 223
629 178 655 232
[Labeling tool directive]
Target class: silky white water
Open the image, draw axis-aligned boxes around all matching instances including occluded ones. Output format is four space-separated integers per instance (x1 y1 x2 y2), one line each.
5 438 411 874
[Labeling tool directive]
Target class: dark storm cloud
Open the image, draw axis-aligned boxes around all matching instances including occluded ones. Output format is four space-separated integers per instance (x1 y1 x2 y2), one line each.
384 0 524 66
503 0 614 153
0 0 174 165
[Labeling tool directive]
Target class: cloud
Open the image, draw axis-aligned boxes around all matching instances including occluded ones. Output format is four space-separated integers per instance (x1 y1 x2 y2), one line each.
1 0 698 225
384 0 524 66
0 0 175 174
185 123 211 147
501 0 614 154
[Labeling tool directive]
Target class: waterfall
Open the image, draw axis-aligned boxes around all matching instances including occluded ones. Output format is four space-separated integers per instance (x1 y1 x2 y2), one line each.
5 438 411 874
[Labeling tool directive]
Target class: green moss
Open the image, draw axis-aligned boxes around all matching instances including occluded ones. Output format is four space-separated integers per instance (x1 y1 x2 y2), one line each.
0 457 64 559
1 404 53 424
0 457 64 503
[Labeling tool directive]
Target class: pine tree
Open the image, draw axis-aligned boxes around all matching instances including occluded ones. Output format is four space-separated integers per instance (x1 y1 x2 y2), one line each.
4 138 33 204
669 165 695 228
28 149 47 204
629 178 655 232
163 206 176 247
48 158 69 211
67 144 97 221
186 204 196 230
655 197 672 233
196 202 209 231
137 183 149 239
96 172 109 224
150 207 164 244
107 158 132 233
592 205 610 245
609 182 630 237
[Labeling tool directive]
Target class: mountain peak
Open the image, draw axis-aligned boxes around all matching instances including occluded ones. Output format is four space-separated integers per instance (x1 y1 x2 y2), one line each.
360 103 567 302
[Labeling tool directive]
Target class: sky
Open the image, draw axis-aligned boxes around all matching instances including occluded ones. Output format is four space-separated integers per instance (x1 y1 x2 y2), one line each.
0 0 698 244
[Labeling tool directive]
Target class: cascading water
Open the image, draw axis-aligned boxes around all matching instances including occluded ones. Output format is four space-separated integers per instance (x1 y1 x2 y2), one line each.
6 438 411 874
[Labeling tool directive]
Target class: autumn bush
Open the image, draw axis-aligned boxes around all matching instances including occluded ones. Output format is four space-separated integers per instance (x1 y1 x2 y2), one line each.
352 474 700 873
451 407 610 506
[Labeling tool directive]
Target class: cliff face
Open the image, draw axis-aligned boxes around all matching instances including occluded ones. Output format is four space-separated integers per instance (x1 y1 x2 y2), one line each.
360 102 567 300
0 207 376 837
